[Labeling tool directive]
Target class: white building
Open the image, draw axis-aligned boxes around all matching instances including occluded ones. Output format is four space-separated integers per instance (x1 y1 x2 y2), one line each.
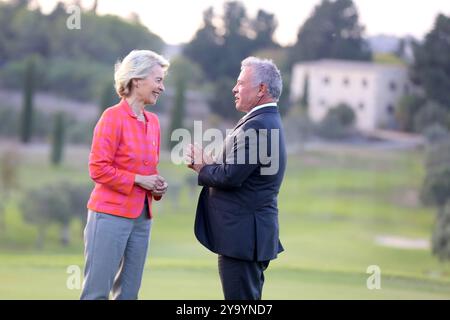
290 59 411 131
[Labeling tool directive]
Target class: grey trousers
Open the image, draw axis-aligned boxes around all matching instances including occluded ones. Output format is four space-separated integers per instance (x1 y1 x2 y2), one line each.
80 203 152 300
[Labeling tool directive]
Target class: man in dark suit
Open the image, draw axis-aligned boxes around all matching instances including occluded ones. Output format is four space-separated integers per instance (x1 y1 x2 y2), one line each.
186 56 286 300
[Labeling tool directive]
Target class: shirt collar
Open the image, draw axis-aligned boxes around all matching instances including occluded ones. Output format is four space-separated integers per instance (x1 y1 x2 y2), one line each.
120 99 150 122
242 102 277 120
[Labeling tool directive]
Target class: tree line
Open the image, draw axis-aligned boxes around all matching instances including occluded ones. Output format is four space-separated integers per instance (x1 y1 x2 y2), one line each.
0 0 164 101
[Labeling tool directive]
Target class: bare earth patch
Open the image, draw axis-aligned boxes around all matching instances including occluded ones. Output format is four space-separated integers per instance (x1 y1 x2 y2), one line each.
375 235 430 250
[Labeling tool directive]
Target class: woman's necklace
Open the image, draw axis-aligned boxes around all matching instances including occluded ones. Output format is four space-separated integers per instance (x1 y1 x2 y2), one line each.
136 112 145 122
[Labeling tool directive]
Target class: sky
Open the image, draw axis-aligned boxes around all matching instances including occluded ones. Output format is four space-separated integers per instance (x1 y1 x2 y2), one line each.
34 0 450 46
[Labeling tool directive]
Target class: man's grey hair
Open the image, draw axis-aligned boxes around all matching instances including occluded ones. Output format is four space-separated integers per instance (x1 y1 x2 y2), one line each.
241 56 283 101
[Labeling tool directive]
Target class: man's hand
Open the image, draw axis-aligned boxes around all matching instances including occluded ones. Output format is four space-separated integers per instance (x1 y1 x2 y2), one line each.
185 143 214 173
135 174 165 191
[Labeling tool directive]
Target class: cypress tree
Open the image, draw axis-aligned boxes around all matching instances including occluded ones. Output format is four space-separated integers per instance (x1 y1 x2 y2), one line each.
168 79 186 150
51 112 65 166
300 74 309 110
20 57 36 144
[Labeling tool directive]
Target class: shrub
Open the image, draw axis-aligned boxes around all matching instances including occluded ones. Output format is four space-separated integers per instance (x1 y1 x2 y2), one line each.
317 103 356 140
432 201 450 261
413 101 450 133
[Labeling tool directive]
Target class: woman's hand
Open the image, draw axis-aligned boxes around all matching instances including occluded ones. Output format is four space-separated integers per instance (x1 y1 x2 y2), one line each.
135 174 165 191
152 180 168 197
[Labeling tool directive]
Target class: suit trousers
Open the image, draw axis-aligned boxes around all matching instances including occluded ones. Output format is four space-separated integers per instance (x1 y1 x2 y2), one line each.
218 255 270 300
80 200 151 300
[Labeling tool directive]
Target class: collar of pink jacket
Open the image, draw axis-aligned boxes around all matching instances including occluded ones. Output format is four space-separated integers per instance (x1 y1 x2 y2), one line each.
121 99 151 122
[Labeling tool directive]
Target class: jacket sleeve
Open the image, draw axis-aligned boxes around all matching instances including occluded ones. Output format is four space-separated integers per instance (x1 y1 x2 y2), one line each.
198 120 266 189
88 109 135 195
152 114 163 201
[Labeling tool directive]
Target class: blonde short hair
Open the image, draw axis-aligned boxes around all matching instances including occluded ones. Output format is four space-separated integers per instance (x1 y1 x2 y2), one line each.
114 50 170 98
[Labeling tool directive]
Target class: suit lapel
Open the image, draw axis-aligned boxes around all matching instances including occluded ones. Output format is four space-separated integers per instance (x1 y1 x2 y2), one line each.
220 106 279 162
231 106 278 134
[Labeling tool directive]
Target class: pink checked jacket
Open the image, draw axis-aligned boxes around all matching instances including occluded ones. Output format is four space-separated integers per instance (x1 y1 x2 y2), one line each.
87 99 161 219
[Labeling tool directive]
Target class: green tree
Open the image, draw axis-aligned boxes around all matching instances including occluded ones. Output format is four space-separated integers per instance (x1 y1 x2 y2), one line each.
421 141 450 260
423 124 450 144
165 56 204 148
219 1 253 79
432 202 450 261
168 79 186 150
10 4 51 58
289 0 372 67
395 94 426 132
421 166 450 208
51 112 66 166
252 10 279 50
421 141 450 206
22 182 92 245
0 1 164 102
209 77 239 120
328 103 355 126
184 2 281 119
317 103 356 139
184 2 279 81
21 186 72 249
165 56 204 89
20 56 36 144
412 14 450 110
0 0 33 61
183 7 222 81
61 183 93 237
99 80 118 117
413 101 450 133
300 74 310 110
0 146 20 232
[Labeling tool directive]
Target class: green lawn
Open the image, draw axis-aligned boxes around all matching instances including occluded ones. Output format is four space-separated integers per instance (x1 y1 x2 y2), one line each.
0 144 449 299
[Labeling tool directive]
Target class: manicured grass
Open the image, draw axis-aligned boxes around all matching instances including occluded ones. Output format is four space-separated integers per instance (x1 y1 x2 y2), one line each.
0 144 449 299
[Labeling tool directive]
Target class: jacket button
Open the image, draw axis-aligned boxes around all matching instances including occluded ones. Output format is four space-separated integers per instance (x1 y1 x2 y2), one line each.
143 160 150 166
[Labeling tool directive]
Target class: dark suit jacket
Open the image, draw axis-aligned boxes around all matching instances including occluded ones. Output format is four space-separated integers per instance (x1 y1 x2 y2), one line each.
194 106 287 262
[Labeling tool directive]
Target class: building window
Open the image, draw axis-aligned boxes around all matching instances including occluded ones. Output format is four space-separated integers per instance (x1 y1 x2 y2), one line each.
323 76 330 85
389 81 397 92
386 104 395 115
362 79 368 88
343 77 350 87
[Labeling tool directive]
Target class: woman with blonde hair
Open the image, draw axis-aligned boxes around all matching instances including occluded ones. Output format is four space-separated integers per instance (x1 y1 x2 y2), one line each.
81 50 169 300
